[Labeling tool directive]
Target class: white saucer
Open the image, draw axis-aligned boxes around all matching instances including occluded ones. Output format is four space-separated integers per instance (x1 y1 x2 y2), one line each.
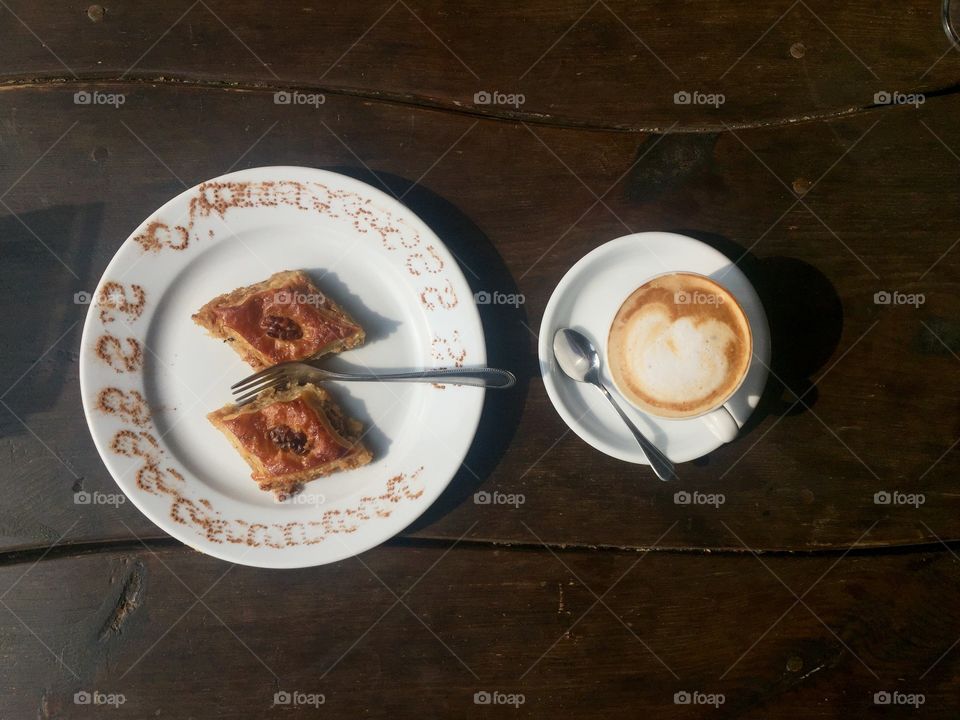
538 232 771 464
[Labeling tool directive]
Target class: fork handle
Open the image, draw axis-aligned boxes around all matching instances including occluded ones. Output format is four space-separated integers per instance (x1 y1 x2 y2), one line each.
321 367 516 389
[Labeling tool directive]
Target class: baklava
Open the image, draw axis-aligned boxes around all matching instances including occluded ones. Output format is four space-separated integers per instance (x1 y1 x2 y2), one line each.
193 270 365 369
208 383 373 495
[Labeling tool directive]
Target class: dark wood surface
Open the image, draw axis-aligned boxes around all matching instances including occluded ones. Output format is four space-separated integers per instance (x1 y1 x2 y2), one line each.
2 1 959 717
3 542 959 718
3 0 960 129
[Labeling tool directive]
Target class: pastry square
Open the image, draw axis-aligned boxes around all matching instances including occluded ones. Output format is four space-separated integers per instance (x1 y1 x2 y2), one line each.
208 383 373 495
193 270 365 369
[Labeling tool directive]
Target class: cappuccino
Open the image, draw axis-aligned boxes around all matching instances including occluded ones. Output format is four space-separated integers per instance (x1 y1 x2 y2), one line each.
607 273 752 418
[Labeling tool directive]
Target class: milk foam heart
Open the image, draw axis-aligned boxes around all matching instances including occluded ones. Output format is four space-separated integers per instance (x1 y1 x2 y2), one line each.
623 310 737 403
608 273 752 418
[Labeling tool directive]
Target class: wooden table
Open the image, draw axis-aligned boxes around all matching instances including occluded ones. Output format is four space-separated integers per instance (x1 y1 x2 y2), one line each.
2 1 959 716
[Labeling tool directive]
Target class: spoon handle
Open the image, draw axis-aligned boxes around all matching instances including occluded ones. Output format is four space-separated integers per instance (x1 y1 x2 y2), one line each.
596 383 677 482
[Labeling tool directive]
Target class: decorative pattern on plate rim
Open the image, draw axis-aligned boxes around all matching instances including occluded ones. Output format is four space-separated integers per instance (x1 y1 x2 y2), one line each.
86 178 478 550
131 180 466 364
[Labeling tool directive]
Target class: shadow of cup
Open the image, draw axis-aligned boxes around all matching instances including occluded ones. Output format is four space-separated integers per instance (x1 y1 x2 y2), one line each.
675 230 844 435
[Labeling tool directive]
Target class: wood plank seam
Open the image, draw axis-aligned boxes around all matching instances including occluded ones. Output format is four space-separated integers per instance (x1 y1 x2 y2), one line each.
2 535 960 568
2 75 960 132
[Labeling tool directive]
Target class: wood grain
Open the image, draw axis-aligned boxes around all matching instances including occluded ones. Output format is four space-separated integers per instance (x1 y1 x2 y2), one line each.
3 4 960 716
0 1 958 129
1 82 959 553
1 543 958 718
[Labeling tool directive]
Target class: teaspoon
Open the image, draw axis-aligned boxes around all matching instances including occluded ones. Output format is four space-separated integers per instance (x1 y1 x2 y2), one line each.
552 327 676 482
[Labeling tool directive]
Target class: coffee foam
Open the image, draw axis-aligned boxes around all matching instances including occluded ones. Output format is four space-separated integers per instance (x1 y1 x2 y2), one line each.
608 274 751 418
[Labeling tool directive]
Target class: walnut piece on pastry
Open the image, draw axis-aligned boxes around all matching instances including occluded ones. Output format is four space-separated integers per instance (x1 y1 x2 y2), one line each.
192 270 365 370
207 383 373 496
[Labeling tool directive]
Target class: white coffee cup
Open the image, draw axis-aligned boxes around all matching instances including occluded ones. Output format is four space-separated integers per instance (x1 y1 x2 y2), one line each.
606 271 753 443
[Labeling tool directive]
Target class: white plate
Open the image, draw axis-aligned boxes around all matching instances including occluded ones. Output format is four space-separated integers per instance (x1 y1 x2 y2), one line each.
538 232 770 464
79 166 485 568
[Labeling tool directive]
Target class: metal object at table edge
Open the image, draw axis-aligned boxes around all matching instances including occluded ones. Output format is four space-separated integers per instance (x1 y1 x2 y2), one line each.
945 0 960 47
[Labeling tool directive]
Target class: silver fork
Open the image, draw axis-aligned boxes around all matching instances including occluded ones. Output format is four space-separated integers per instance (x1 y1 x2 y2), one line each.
230 362 517 404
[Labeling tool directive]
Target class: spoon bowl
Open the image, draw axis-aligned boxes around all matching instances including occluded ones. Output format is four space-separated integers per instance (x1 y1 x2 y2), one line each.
552 328 601 384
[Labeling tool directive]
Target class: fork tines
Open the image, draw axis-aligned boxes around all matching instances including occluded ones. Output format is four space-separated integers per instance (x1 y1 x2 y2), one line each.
231 364 293 404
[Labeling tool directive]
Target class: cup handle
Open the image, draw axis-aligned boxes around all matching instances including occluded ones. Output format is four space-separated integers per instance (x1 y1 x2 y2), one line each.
700 405 741 443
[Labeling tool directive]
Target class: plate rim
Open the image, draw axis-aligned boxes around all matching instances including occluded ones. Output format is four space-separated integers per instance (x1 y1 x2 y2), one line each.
79 165 486 568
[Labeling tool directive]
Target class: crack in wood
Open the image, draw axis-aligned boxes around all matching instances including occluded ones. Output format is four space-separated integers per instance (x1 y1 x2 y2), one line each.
1 534 960 566
0 74 959 133
98 558 146 641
